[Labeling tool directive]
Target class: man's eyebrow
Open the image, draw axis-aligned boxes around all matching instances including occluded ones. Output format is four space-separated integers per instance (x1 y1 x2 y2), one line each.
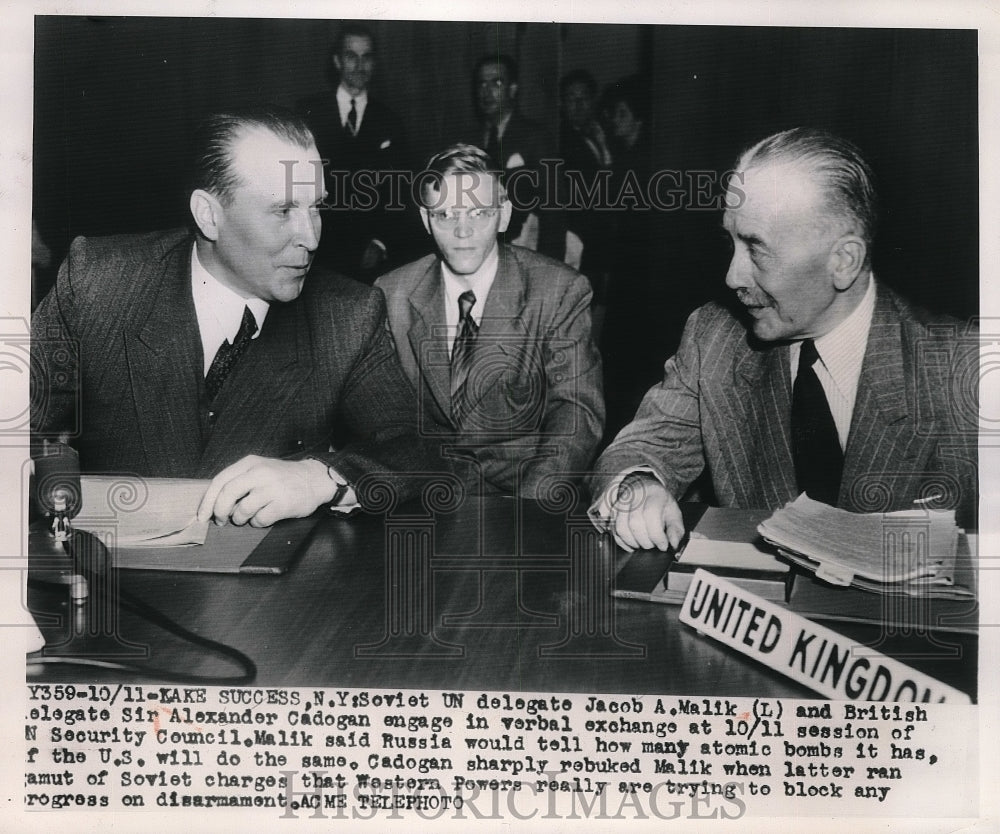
736 231 766 248
270 196 327 210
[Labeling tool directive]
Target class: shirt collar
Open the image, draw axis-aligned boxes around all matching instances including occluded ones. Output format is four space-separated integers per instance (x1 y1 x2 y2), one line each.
489 111 513 140
191 243 269 343
441 244 500 325
336 85 368 120
811 273 877 396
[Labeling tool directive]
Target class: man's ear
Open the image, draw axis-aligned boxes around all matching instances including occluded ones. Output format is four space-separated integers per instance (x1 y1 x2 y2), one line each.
508 82 519 100
498 198 513 234
190 189 223 242
829 234 867 291
419 207 432 235
333 53 343 74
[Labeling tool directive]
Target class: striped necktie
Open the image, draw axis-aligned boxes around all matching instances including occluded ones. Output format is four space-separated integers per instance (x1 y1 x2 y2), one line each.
450 290 479 422
205 306 258 401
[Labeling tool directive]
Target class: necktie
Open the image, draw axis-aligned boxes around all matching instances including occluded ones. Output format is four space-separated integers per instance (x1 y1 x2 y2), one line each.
450 290 479 422
791 339 843 505
346 98 357 136
205 306 258 401
485 125 500 164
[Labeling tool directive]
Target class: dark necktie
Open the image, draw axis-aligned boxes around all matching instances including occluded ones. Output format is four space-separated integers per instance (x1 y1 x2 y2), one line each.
450 290 479 422
485 125 500 164
791 339 843 505
205 306 258 401
346 98 357 136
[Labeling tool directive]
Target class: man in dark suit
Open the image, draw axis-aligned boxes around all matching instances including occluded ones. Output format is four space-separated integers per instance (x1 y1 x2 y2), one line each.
466 54 562 257
557 69 612 284
298 23 411 281
588 128 977 548
376 144 604 498
31 107 432 526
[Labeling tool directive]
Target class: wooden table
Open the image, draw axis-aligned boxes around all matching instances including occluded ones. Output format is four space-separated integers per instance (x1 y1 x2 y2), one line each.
27 495 977 699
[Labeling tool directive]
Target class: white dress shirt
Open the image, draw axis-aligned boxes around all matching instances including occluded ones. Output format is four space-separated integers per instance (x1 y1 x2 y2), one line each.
484 112 513 147
191 244 269 375
336 85 368 134
789 275 877 450
441 245 500 358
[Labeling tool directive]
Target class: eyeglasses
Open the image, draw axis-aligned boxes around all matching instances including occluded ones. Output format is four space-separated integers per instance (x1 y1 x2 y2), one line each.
426 207 502 227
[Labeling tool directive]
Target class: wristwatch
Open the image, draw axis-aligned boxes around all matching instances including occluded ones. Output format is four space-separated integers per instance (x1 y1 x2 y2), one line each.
308 457 351 507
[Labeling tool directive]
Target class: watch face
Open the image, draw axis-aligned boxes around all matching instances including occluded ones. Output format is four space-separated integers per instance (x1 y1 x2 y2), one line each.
331 482 350 507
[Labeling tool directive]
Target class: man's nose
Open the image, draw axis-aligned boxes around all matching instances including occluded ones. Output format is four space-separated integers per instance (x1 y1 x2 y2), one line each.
295 208 320 251
724 248 750 290
453 214 474 238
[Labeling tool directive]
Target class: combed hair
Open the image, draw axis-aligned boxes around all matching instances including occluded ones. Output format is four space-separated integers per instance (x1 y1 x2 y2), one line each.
418 143 504 207
189 106 315 204
332 21 376 55
737 127 880 247
473 53 519 85
560 69 597 99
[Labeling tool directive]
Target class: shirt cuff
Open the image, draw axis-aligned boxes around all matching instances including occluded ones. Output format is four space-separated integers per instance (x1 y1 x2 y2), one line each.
587 466 664 532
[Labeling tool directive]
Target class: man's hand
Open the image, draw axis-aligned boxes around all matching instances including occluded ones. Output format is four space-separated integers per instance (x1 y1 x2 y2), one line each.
197 456 339 527
609 473 685 552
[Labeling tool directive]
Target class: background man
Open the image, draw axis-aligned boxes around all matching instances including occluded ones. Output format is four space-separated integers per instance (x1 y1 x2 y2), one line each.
557 68 612 283
298 22 412 281
588 127 976 550
32 107 431 526
465 54 562 258
376 144 604 498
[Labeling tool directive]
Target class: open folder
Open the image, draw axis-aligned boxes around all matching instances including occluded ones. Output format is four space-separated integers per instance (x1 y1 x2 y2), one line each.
612 504 978 634
72 476 317 573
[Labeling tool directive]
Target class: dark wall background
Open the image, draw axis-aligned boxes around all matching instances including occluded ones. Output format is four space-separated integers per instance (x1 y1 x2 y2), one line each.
649 26 978 321
33 17 977 319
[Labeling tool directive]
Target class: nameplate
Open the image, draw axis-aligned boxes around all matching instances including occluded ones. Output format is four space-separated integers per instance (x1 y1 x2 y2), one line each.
678 569 971 704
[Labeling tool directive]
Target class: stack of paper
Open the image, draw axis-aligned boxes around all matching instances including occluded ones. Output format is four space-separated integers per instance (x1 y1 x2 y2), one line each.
757 494 966 596
75 475 210 547
668 507 793 601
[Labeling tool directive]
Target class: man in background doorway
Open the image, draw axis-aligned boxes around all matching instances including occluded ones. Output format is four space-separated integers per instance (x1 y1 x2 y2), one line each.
299 22 413 281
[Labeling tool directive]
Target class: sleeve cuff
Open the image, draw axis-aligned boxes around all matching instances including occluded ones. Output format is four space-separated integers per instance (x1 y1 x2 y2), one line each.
587 466 665 532
307 457 361 514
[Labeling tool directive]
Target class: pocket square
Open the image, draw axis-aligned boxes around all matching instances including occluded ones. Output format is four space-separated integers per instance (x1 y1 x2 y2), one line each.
380 139 392 150
505 152 525 169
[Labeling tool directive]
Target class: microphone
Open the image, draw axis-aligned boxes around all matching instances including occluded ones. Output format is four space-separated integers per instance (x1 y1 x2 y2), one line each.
31 440 82 538
29 441 106 604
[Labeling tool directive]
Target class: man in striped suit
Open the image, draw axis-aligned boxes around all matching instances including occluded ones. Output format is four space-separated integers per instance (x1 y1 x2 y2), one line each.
588 128 976 550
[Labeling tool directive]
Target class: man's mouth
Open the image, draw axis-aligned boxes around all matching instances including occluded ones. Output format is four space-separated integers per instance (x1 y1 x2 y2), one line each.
737 292 767 310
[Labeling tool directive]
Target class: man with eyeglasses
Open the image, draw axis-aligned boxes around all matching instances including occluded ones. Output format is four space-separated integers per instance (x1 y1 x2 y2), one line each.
375 144 604 499
463 53 563 258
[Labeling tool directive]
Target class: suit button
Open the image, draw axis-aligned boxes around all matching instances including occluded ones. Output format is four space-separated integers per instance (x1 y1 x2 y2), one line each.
208 410 216 425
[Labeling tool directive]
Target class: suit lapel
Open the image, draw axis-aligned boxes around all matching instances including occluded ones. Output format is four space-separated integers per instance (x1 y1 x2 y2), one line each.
199 296 312 474
407 260 454 424
124 238 205 476
840 286 913 505
731 342 798 507
462 246 529 415
479 246 528 334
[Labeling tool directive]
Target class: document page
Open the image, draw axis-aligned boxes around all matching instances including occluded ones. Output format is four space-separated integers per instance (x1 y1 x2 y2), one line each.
74 475 210 547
